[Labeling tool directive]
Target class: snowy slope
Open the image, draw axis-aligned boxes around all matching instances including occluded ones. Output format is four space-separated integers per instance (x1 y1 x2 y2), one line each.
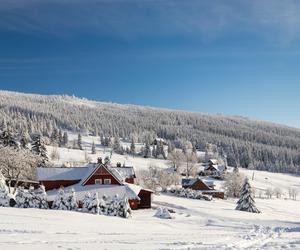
47 133 300 196
1 134 299 249
0 196 299 250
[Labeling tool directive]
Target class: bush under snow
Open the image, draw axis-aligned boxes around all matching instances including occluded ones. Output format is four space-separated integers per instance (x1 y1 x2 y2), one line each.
52 188 68 210
82 193 131 218
155 207 174 219
168 187 212 201
15 185 49 209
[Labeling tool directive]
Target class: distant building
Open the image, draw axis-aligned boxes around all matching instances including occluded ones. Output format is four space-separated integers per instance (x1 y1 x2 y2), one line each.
201 159 227 179
182 178 224 199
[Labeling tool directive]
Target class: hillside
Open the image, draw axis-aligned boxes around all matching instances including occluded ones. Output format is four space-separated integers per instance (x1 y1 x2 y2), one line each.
0 195 299 249
1 90 300 174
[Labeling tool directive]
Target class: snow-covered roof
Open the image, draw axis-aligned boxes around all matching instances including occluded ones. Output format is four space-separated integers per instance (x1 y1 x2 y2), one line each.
47 184 140 202
126 183 153 194
37 165 93 181
38 163 127 184
110 167 136 180
209 159 219 164
205 164 219 171
182 178 197 187
182 178 215 189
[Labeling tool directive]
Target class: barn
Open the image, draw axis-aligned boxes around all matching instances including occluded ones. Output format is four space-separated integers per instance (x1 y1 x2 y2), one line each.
37 161 153 210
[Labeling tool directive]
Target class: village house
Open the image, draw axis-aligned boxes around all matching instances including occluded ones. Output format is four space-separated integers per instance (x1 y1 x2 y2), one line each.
37 158 153 210
200 159 227 179
182 177 225 199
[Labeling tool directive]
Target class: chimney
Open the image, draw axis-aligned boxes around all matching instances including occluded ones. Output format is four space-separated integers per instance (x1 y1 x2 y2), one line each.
97 157 102 164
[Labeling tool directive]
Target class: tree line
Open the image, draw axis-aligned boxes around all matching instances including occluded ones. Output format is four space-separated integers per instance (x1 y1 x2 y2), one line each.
0 90 300 174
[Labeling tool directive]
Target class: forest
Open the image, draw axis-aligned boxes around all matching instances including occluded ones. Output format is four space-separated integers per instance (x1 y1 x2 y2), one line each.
0 90 299 174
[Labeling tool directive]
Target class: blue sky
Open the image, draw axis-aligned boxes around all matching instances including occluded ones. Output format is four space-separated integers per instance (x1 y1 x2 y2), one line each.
0 0 300 128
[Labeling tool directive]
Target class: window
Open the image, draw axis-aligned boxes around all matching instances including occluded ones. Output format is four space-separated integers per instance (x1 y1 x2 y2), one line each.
95 179 102 185
103 179 111 185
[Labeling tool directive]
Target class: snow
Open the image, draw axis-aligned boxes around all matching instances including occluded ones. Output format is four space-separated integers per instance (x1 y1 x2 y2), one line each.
47 184 140 202
37 165 90 180
20 134 297 249
0 194 299 249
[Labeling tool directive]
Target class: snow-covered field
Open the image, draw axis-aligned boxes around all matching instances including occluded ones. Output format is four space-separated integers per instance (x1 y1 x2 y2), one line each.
9 134 295 249
0 195 299 250
47 133 170 170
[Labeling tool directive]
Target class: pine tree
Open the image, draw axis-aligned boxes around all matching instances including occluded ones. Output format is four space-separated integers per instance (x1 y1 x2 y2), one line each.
20 129 30 149
81 194 100 214
91 141 96 154
63 132 68 146
143 142 151 158
119 197 131 218
51 128 59 144
20 136 28 149
32 185 48 209
0 172 9 207
15 186 34 208
236 178 260 213
152 146 157 158
82 193 91 213
130 138 136 156
58 130 63 147
192 143 197 154
52 188 68 210
0 129 18 148
113 136 121 153
31 134 48 167
77 134 83 150
65 188 78 211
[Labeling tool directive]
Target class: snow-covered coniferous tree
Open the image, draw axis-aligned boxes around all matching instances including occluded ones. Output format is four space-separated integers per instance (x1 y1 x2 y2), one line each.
33 185 48 209
77 134 83 150
52 188 68 210
63 132 68 146
65 188 78 211
91 141 96 154
31 134 48 167
236 178 260 213
0 129 18 148
0 172 9 207
15 186 34 208
119 197 131 218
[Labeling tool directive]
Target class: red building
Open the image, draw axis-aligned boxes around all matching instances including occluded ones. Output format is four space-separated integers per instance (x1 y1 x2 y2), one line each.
37 161 153 210
182 178 225 199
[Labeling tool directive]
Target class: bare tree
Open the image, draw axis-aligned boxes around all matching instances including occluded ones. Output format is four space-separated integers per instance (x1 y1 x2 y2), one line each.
223 171 245 198
138 165 181 192
265 188 273 199
273 187 282 199
50 146 60 161
289 188 298 200
168 150 184 171
0 146 38 193
180 152 198 177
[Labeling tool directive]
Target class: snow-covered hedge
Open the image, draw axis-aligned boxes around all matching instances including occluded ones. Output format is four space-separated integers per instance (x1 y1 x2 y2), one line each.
82 193 131 218
15 185 48 209
168 187 212 201
1 178 131 219
52 188 78 211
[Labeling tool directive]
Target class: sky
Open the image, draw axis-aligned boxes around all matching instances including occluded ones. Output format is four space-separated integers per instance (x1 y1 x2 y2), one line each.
0 0 300 128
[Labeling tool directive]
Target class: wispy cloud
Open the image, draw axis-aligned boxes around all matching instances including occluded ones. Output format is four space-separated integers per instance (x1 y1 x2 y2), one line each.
1 0 300 43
